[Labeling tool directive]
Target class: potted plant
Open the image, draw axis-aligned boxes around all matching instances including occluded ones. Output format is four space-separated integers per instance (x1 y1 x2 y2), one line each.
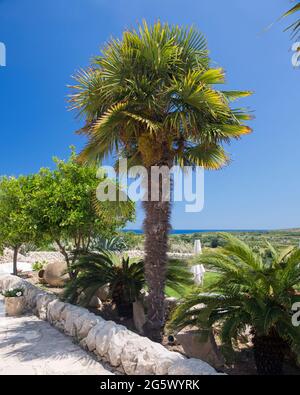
32 260 47 284
3 287 25 316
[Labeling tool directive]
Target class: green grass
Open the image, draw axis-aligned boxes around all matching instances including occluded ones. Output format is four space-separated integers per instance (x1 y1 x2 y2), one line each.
165 271 220 298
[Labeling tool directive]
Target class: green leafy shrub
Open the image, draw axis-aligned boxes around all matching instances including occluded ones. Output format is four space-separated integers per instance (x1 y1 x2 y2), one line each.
169 233 300 375
3 288 24 297
64 251 194 318
90 236 127 252
32 260 47 272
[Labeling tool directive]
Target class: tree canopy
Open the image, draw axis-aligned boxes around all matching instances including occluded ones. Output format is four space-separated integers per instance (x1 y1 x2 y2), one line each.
0 149 135 275
0 175 37 274
28 149 135 273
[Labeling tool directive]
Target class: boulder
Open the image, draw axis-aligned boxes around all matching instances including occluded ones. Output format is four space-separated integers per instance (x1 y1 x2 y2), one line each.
133 300 146 334
106 325 137 367
63 305 89 336
164 297 178 319
168 358 218 375
89 296 102 308
85 320 107 352
0 274 25 292
43 261 69 287
119 335 184 375
95 321 120 358
47 299 66 323
165 296 178 310
23 284 41 309
75 314 102 340
96 284 110 301
176 328 224 369
36 293 56 320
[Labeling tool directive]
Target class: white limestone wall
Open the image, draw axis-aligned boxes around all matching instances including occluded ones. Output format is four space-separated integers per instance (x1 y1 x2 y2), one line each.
0 275 219 375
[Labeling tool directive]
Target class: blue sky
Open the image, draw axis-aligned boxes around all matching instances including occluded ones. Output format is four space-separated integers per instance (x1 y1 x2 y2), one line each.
0 0 299 230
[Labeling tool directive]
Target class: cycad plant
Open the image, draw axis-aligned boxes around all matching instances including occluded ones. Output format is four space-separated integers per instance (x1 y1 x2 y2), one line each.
169 234 300 375
64 251 193 319
69 21 252 341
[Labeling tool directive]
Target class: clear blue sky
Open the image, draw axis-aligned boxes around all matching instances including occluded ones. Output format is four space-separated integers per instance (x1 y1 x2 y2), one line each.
0 0 299 230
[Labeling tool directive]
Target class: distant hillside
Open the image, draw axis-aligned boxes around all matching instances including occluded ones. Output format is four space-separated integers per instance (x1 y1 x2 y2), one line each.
270 228 300 233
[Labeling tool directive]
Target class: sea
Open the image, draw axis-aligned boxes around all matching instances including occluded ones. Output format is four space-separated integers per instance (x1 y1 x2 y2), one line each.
123 229 268 235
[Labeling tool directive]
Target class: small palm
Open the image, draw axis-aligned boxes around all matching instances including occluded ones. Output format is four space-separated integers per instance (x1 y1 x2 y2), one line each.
169 234 300 373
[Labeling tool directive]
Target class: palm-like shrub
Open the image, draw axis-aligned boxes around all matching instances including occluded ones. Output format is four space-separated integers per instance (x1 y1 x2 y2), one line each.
169 234 300 375
64 251 193 318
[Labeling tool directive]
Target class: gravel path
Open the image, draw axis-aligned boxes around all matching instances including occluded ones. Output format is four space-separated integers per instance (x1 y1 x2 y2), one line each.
0 297 114 375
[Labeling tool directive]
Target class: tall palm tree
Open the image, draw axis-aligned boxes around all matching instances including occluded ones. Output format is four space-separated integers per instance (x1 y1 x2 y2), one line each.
282 2 300 38
169 234 300 375
69 21 252 341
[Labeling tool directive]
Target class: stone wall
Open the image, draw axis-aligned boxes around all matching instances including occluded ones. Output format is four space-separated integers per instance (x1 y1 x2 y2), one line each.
0 275 220 375
0 249 65 264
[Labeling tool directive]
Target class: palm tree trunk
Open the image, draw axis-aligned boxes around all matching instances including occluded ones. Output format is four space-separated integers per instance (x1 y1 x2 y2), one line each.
253 333 287 375
142 188 171 342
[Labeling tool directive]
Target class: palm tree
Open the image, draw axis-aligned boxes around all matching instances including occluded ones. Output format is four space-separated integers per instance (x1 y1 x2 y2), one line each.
69 21 252 341
169 234 300 375
64 251 193 318
282 2 300 38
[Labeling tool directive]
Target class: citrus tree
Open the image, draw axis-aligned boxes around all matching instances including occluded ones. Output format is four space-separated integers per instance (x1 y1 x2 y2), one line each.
0 175 37 274
29 149 135 278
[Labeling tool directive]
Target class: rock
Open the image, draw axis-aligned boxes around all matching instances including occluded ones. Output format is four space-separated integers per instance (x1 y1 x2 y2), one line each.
176 328 224 369
165 297 178 310
43 261 69 287
119 335 185 375
0 248 26 263
23 285 41 309
36 293 56 320
96 284 110 301
0 275 219 376
133 300 146 334
168 358 218 375
89 296 102 308
63 305 89 336
164 297 178 319
0 274 25 292
106 325 136 367
95 321 120 358
47 300 66 323
85 320 107 352
25 251 65 264
76 314 102 340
